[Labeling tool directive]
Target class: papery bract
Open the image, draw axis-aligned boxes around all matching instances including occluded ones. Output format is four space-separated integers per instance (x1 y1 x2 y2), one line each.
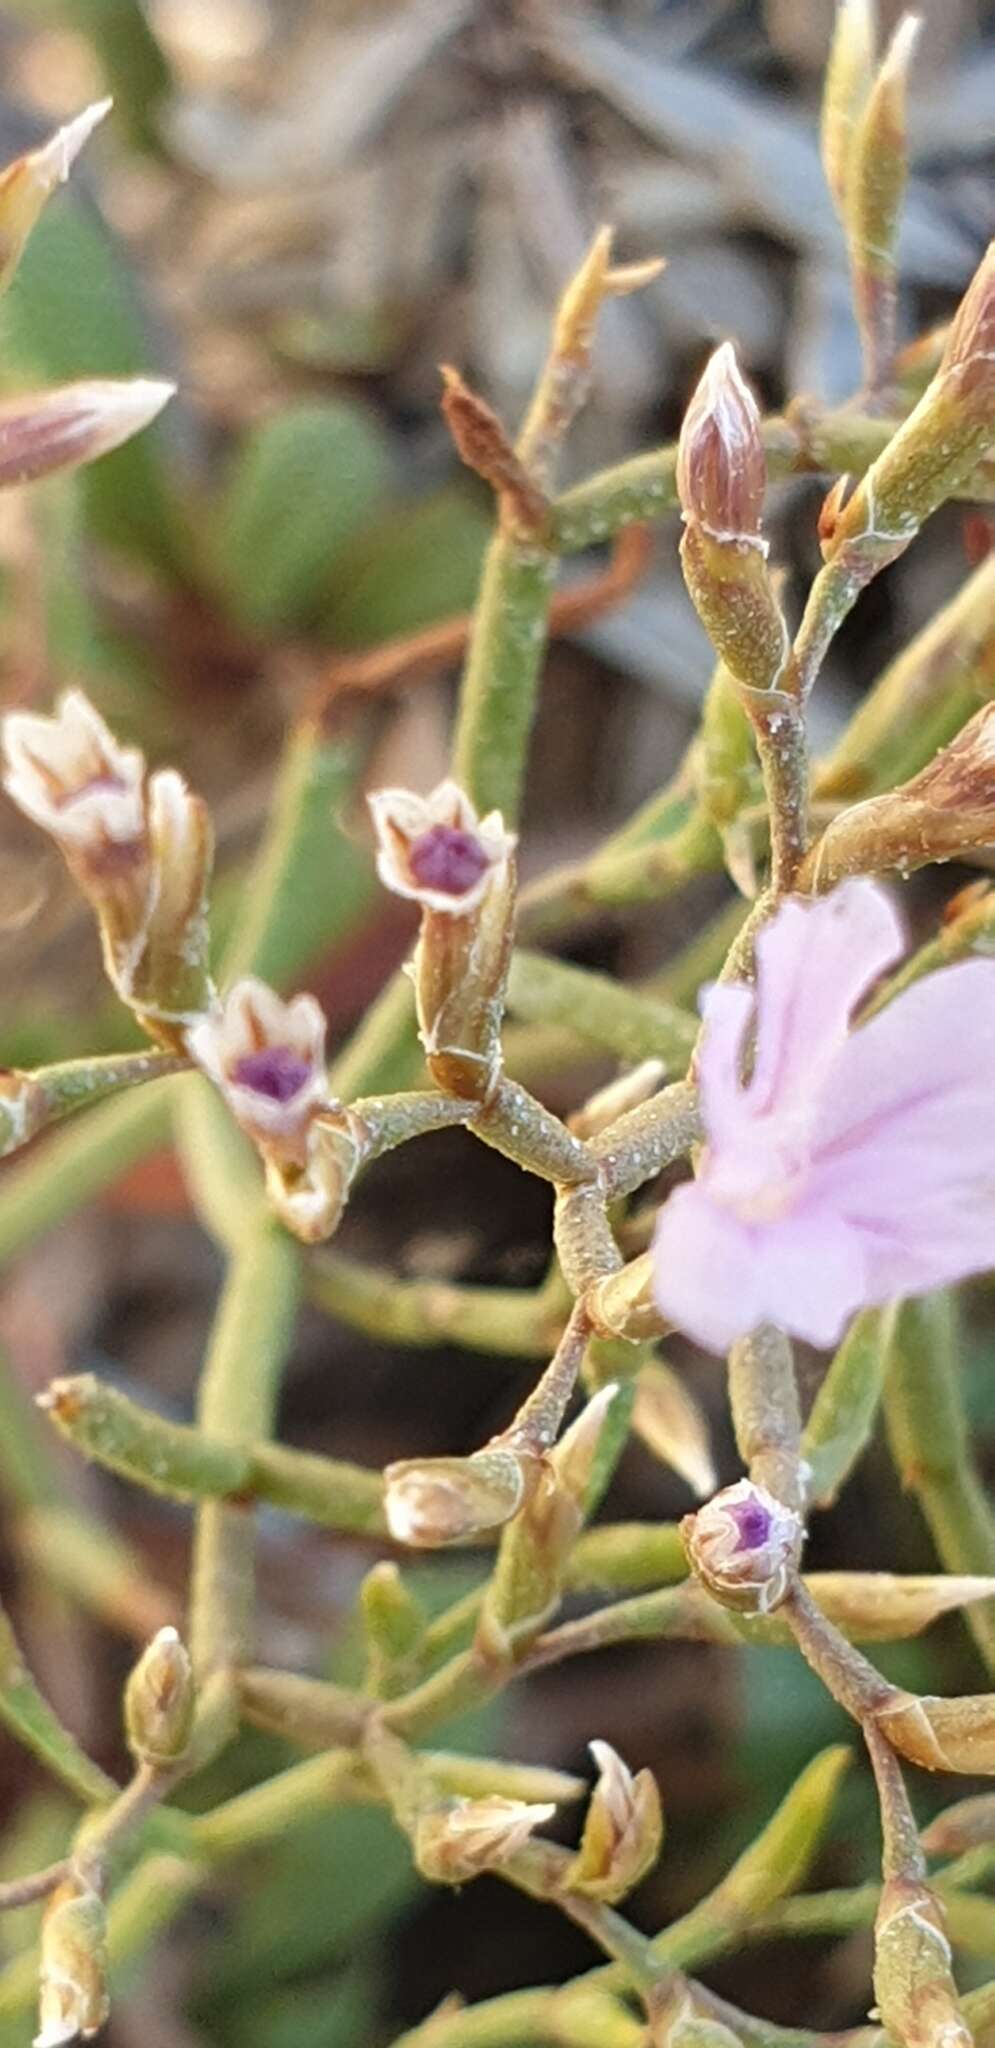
653 879 995 1353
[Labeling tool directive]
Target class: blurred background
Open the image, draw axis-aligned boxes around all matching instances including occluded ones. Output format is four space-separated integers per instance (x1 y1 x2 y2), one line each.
0 1 993 2042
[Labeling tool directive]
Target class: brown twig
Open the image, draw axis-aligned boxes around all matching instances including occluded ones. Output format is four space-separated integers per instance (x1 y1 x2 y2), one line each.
305 523 653 723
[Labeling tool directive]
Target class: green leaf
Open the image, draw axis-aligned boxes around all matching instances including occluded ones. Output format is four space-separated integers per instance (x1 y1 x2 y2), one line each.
63 0 172 154
217 401 393 630
325 487 490 647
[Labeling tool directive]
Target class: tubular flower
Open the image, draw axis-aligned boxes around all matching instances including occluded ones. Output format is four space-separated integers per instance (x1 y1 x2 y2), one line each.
652 879 995 1353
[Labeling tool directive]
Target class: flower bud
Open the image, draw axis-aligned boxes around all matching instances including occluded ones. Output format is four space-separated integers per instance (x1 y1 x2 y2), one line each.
873 1878 972 2048
848 15 920 285
676 347 788 697
370 780 517 1102
383 1447 527 1548
414 1795 555 1884
35 1880 108 2048
188 979 328 1164
677 344 767 547
566 1740 663 1905
124 1626 194 1769
0 102 111 295
682 1480 803 1615
0 378 175 488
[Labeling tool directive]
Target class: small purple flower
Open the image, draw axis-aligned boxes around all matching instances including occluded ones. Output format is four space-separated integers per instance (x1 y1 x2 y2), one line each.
683 1480 802 1614
188 977 327 1160
652 878 995 1354
368 779 515 916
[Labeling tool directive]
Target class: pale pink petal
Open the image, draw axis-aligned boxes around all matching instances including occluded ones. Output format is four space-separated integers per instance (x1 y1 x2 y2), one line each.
696 982 756 1148
652 1183 764 1353
747 880 905 1116
810 961 995 1205
849 1196 995 1302
743 1205 868 1348
653 1180 869 1354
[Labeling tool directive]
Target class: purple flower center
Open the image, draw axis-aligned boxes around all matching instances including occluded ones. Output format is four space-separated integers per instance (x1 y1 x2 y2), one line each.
408 824 489 897
728 1499 772 1552
232 1046 312 1104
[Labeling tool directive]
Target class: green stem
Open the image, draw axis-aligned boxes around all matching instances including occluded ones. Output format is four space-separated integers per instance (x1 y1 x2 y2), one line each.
41 1372 385 1533
507 951 696 1070
450 537 556 823
883 1294 995 1674
188 1221 301 1682
308 1249 565 1357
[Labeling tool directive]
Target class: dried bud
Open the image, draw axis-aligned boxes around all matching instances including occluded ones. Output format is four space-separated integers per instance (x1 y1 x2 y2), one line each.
589 1251 667 1343
682 1480 803 1615
873 1689 995 1775
633 1361 717 1499
369 780 517 1101
263 1107 367 1245
0 1069 47 1158
2 692 211 1033
873 1878 972 2048
35 1880 108 2048
567 1740 663 1904
384 1447 527 1548
369 781 514 916
804 700 995 887
415 1795 555 1884
0 378 174 488
0 102 111 294
828 242 995 562
820 0 875 219
124 1626 194 1769
677 343 767 548
188 979 328 1164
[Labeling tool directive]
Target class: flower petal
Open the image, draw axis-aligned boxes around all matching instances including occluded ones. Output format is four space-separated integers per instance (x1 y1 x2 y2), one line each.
748 880 905 1117
652 1182 765 1353
696 982 756 1149
653 1179 868 1353
811 960 995 1204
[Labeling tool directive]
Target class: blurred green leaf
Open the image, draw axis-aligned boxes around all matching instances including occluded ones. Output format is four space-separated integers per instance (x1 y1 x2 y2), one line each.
326 487 490 648
227 1965 378 2048
199 1805 418 1998
217 401 394 631
63 0 172 153
2 200 186 574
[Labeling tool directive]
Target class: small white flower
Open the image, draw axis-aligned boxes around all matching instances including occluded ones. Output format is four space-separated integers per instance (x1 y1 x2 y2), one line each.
188 977 328 1155
3 689 145 851
368 779 516 916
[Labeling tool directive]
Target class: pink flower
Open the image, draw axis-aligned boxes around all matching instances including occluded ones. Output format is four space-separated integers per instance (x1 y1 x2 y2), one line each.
652 879 995 1353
